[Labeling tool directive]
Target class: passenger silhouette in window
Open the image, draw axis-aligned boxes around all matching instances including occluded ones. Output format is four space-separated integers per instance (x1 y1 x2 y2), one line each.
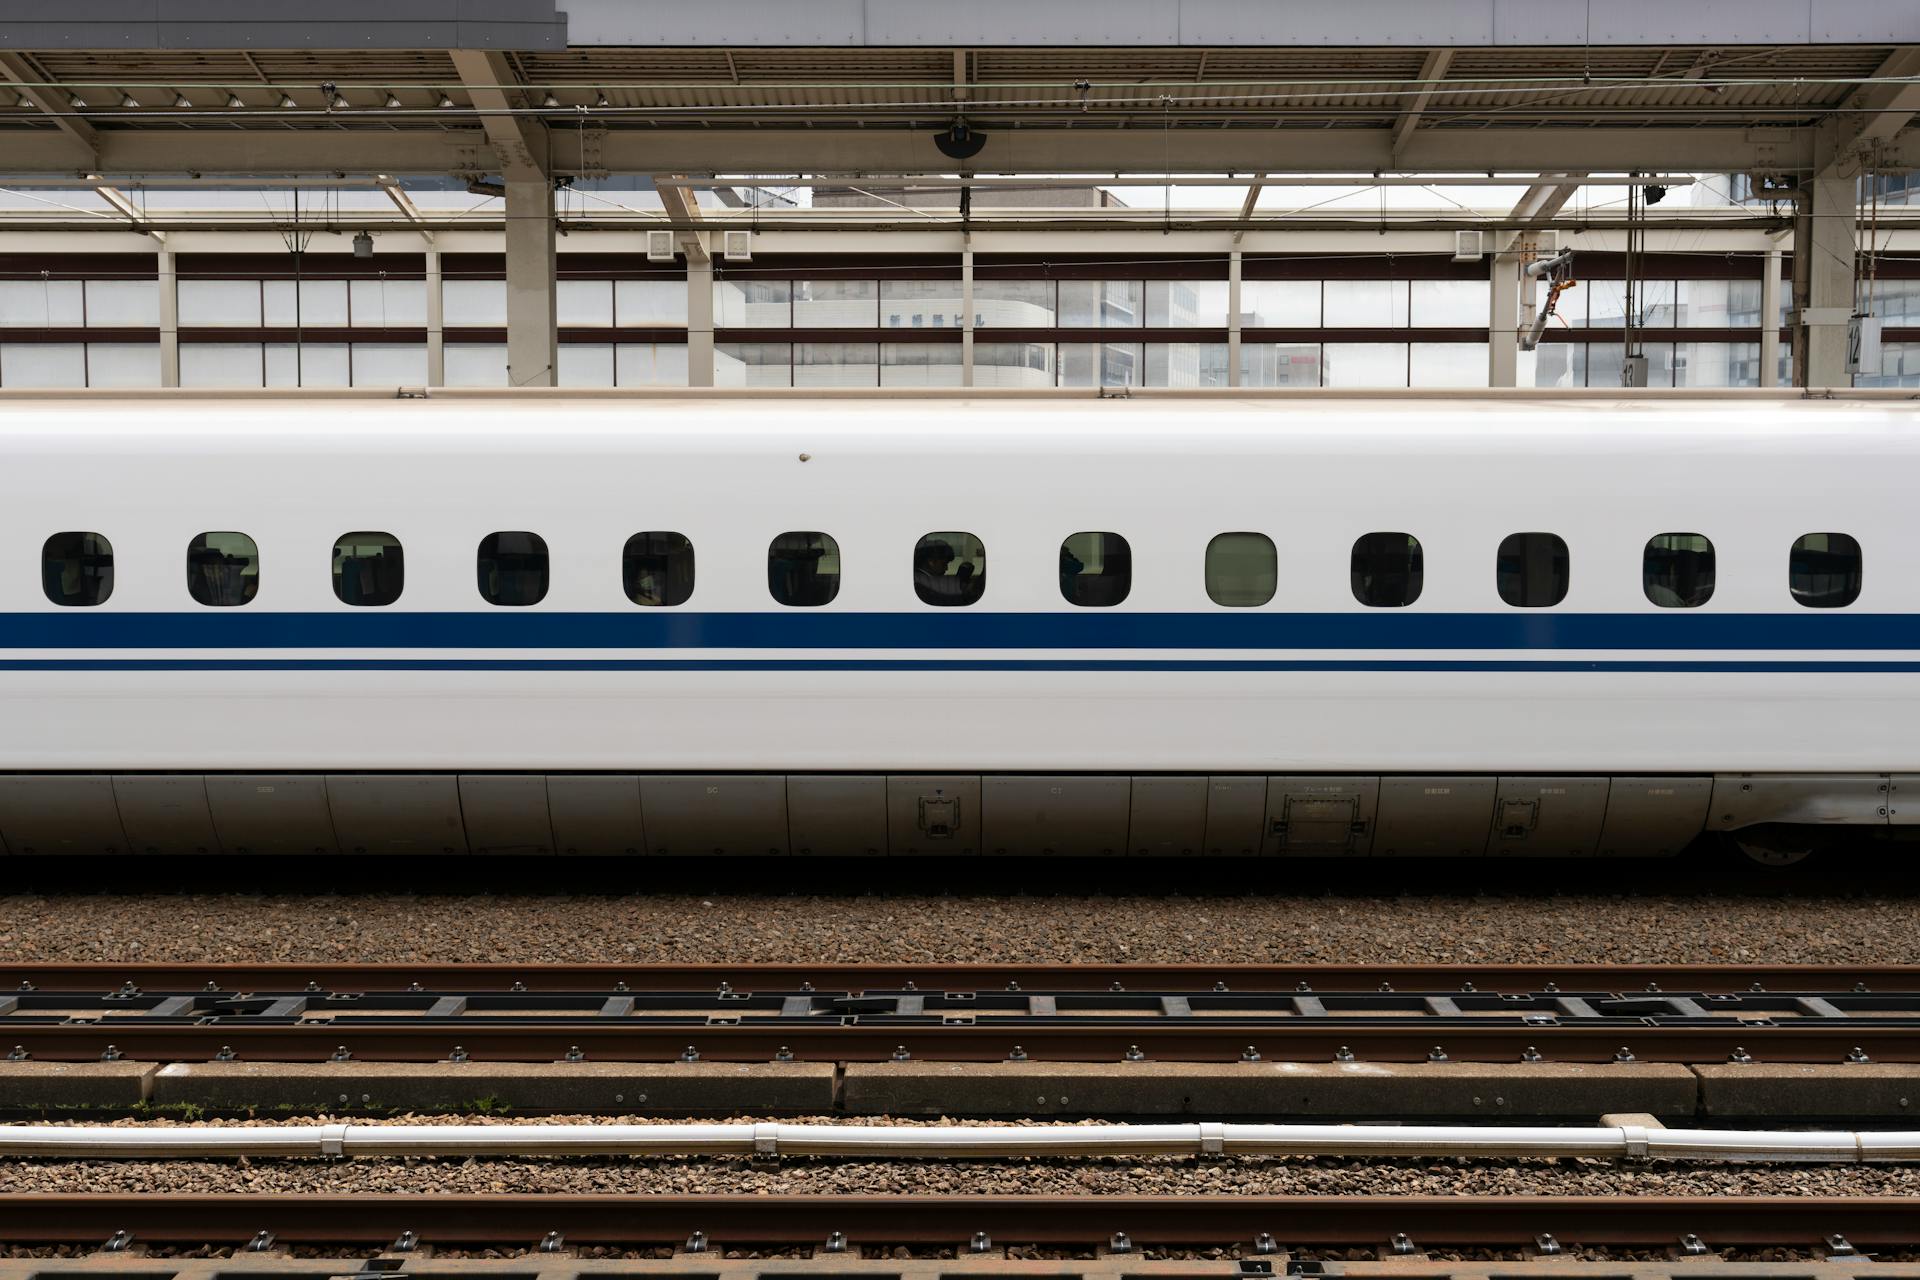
187 532 259 607
913 533 985 606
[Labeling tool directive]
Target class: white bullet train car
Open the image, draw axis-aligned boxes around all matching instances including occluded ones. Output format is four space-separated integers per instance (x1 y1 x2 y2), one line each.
0 386 1912 862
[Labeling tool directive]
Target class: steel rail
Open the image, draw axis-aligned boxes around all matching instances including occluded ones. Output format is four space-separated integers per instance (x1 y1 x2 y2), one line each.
4 962 1912 993
0 1194 1910 1248
5 1121 1915 1162
0 963 1914 1063
2 1022 1912 1063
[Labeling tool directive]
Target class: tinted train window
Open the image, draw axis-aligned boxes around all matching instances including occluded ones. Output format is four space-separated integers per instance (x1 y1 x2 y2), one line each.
1644 533 1714 608
1351 532 1424 608
1496 532 1568 607
624 532 695 606
477 531 549 606
1789 532 1861 608
1060 532 1131 607
42 532 112 607
1205 532 1275 607
769 531 840 606
187 532 259 607
914 532 985 607
333 532 404 607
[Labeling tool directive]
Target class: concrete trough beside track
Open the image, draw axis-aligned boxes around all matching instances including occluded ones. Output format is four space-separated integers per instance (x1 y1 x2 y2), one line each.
7 1120 1920 1162
149 1061 838 1114
0 1059 1917 1122
838 1060 1701 1119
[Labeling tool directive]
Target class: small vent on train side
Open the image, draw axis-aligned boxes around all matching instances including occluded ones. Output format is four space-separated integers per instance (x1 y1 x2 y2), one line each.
1500 799 1540 839
917 794 959 839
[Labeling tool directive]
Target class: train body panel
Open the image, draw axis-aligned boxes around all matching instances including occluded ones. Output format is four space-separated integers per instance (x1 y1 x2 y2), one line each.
0 389 1913 855
0 670 1905 775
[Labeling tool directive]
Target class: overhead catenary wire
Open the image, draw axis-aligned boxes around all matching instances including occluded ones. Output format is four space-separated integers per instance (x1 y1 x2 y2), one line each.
2 1122 1917 1163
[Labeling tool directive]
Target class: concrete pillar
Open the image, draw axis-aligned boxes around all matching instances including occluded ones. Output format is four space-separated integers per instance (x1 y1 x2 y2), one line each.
960 246 975 387
1226 249 1243 388
504 179 556 387
1488 249 1519 387
1796 143 1856 388
424 247 444 387
155 244 178 388
685 252 713 388
1759 247 1782 388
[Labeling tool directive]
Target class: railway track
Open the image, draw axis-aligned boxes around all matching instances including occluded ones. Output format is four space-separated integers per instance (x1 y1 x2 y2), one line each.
0 963 1915 1062
0 1193 1911 1249
6 962 1910 991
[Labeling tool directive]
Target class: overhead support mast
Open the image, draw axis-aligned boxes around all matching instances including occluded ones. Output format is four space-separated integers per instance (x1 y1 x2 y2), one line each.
450 48 556 389
1797 47 1920 387
660 178 714 388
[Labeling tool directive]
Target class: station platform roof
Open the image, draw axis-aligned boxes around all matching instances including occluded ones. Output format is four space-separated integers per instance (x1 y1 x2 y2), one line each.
0 1 1914 176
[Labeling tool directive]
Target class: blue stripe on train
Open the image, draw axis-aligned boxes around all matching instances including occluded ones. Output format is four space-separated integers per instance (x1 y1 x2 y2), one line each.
1 659 1918 673
1 611 1920 651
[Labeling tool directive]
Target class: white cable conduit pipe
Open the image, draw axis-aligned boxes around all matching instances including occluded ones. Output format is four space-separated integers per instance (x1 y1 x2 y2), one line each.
3 1123 1917 1163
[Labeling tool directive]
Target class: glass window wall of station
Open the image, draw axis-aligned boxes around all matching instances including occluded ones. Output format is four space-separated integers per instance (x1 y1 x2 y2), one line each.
0 253 1843 390
882 280 965 329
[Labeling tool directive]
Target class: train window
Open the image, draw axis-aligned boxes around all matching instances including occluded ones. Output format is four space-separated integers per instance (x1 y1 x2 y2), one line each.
332 532 404 607
1789 532 1861 608
624 532 695 606
768 531 840 607
1351 532 1424 608
1205 532 1276 607
1643 533 1715 608
1060 532 1131 607
913 532 985 607
1495 532 1568 608
41 532 113 607
477 531 549 606
186 532 259 607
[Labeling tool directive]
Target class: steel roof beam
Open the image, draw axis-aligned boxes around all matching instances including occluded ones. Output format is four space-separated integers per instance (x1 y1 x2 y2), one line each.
90 182 157 236
1834 46 1920 158
1228 173 1264 246
447 48 548 182
0 50 94 164
2 126 1914 177
375 175 434 245
1390 49 1454 164
656 177 709 264
1507 175 1581 225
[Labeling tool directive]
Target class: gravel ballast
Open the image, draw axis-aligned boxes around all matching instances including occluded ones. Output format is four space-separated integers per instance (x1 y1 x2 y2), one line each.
1 1153 1916 1197
1 892 1916 965
1 1116 1916 1197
